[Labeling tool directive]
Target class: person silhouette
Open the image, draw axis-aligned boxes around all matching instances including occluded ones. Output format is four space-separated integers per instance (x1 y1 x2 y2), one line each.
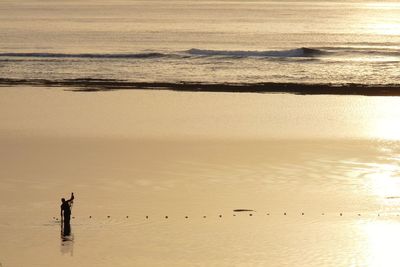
60 192 74 236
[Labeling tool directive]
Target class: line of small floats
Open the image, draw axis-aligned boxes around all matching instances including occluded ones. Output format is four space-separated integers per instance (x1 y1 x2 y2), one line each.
52 209 400 221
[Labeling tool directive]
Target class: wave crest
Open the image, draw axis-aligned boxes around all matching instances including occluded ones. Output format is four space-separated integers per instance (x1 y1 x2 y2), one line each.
0 52 167 59
3 47 397 61
0 47 324 60
186 47 323 58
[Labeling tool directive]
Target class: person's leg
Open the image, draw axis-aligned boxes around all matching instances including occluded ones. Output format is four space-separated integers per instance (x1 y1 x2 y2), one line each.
64 222 71 236
63 214 71 235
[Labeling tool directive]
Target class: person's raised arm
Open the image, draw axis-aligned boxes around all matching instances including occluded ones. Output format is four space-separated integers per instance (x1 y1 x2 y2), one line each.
67 192 74 203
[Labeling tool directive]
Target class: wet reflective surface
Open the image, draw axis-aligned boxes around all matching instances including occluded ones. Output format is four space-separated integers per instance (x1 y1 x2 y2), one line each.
1 89 400 266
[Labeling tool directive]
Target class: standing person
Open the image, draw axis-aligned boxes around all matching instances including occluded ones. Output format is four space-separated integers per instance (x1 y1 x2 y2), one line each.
60 192 74 236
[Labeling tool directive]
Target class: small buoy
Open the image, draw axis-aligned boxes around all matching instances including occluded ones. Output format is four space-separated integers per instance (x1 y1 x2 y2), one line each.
358 214 361 216
249 214 253 216
72 216 75 219
267 213 270 215
322 213 325 215
301 212 304 215
340 213 342 216
107 216 110 218
203 216 206 218
89 216 92 218
126 216 129 218
146 216 148 219
378 214 380 216
56 218 59 221
284 212 287 215
219 215 222 218
185 216 188 219
165 216 168 219
233 214 236 216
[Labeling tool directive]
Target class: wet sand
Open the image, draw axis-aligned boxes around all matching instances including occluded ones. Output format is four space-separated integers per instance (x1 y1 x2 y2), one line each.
1 78 400 96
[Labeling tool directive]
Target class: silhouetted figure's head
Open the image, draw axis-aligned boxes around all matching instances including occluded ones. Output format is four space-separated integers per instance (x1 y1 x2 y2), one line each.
61 198 66 203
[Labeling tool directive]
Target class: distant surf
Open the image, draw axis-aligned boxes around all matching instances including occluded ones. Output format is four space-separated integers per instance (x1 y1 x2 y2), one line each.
1 47 399 61
1 47 400 86
0 47 325 60
186 47 324 58
0 52 168 59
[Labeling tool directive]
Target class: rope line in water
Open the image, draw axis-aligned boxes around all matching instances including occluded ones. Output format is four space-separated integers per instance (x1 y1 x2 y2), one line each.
51 212 400 221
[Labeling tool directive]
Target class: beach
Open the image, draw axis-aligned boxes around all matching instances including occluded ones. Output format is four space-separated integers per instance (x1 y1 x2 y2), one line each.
1 87 400 266
2 0 400 265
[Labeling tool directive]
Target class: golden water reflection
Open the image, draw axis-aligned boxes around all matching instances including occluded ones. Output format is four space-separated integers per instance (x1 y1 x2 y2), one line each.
369 98 400 141
365 163 400 199
363 220 400 267
363 3 400 35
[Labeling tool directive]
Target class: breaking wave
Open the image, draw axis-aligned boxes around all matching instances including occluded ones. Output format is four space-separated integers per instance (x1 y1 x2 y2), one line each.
0 52 168 59
1 47 399 61
0 47 324 60
186 47 324 58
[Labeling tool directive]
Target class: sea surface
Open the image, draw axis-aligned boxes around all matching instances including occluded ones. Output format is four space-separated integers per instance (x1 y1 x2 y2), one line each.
1 0 400 86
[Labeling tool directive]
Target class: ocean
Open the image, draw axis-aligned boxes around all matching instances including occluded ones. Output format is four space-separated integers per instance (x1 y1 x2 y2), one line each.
1 0 400 86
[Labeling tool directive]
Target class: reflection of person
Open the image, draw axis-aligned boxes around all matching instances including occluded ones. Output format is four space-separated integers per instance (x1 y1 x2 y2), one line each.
61 192 74 236
60 236 74 256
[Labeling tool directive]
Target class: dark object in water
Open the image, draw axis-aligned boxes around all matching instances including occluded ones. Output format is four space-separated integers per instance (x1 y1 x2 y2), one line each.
233 209 255 212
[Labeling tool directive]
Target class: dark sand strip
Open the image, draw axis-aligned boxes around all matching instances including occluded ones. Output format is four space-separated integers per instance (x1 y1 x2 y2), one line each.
1 78 400 96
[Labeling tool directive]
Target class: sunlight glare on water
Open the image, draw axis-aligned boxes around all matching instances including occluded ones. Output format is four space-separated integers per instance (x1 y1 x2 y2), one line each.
368 98 400 141
355 2 400 34
366 163 400 198
364 220 400 267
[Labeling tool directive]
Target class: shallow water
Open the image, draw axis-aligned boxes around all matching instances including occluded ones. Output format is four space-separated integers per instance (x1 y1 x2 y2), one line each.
1 88 400 266
5 215 400 267
2 87 400 139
